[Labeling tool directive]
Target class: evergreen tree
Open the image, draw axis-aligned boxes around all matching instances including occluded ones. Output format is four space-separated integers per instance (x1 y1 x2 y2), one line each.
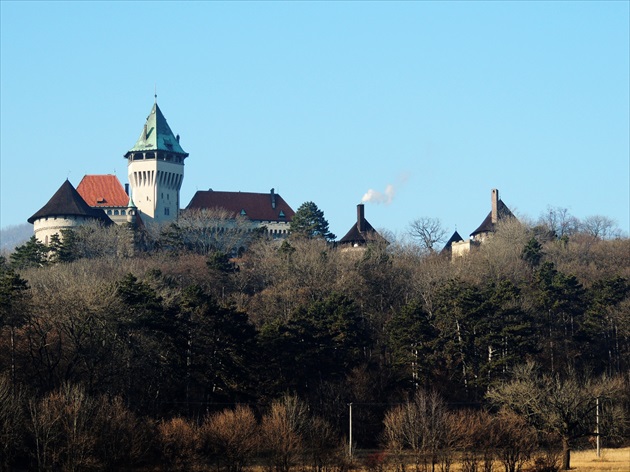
521 236 544 267
289 201 336 241
535 262 587 372
386 301 439 390
49 230 78 263
178 285 257 407
10 236 49 269
259 293 369 395
0 256 30 390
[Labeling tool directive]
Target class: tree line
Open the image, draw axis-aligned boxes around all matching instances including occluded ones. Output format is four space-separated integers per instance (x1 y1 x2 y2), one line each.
1 205 629 470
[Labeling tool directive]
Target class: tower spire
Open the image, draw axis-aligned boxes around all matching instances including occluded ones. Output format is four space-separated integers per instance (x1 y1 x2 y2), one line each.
125 100 188 223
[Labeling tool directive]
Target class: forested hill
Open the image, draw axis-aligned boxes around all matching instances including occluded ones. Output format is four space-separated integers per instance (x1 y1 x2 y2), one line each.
1 218 629 470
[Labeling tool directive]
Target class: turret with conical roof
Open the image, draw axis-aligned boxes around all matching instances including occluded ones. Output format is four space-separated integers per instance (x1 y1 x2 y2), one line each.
28 180 112 245
125 100 188 223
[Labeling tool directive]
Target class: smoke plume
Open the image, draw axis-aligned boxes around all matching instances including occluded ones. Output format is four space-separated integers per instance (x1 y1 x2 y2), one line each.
361 184 396 205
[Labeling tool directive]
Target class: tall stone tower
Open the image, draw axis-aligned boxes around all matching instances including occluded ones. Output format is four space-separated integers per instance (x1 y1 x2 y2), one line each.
124 100 188 223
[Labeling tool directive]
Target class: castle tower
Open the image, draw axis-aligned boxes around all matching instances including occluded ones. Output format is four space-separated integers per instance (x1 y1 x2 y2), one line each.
124 100 188 223
28 180 112 245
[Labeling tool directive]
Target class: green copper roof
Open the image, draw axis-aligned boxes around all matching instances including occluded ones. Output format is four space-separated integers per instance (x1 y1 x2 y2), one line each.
126 102 188 156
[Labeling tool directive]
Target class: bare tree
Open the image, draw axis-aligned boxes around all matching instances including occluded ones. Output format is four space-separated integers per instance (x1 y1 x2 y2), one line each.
382 389 453 472
28 383 98 472
260 395 310 472
538 206 580 239
157 417 198 471
580 215 621 240
199 404 260 472
152 207 255 256
407 217 447 254
494 409 537 472
487 363 625 470
0 375 26 470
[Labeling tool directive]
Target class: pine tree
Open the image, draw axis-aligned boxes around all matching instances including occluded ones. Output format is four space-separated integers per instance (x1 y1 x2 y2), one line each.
9 236 49 269
289 201 336 241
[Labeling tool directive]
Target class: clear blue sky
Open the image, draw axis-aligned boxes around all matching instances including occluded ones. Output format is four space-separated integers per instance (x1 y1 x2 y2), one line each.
2 1 628 240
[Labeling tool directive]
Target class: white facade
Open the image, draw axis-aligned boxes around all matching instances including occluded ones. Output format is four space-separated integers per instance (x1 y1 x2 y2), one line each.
127 156 183 223
33 215 91 245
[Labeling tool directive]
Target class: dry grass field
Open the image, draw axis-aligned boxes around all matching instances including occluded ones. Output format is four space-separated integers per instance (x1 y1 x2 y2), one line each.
350 447 630 472
567 447 630 472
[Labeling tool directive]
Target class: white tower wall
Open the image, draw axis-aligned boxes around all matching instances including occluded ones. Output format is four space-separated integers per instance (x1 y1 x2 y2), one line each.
128 158 183 222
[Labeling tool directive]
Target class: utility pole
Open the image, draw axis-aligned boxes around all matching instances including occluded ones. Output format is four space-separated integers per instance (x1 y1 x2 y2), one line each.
348 403 353 459
596 397 601 458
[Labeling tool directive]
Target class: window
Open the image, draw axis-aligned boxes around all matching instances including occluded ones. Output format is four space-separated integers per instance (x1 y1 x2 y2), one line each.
165 207 170 216
240 209 247 216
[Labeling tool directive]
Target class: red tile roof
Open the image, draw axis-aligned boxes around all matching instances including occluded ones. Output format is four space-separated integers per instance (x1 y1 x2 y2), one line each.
77 175 129 207
186 190 294 222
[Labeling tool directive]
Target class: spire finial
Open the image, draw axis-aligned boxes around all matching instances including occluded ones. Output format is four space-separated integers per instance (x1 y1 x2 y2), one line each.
154 84 157 103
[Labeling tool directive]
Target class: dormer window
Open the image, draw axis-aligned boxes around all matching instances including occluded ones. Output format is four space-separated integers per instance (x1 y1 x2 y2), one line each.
279 210 285 218
97 197 106 204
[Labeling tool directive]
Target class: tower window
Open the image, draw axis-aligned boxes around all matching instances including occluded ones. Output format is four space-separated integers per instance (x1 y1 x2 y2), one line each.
165 208 170 216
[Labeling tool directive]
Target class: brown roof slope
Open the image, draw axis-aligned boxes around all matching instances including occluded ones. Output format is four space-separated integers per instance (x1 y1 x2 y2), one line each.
339 204 387 245
186 190 294 222
470 200 515 236
77 175 129 207
339 219 385 245
28 180 113 225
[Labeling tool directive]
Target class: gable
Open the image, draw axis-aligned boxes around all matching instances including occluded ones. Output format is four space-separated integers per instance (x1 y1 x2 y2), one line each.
77 175 129 207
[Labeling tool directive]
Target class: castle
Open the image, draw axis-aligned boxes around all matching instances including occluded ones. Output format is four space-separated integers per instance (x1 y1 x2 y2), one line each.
28 99 514 254
28 100 295 245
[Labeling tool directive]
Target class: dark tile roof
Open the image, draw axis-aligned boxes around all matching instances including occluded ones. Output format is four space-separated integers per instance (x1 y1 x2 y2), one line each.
186 190 294 222
77 175 129 207
470 200 515 236
28 180 113 225
441 230 465 254
339 218 386 245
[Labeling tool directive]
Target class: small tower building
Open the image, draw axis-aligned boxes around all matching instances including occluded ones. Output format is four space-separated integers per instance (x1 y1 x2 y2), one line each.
338 203 387 250
28 180 112 245
125 101 188 224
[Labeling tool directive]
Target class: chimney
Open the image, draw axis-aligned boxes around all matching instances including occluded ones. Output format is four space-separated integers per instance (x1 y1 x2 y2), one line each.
357 203 366 232
491 189 499 224
125 183 129 195
270 188 276 209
